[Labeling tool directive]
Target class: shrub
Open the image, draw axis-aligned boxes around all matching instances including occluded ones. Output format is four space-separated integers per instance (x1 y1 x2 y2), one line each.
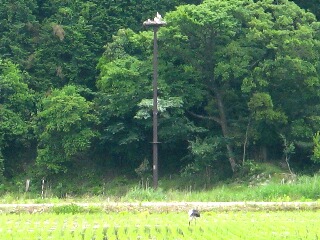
50 203 85 214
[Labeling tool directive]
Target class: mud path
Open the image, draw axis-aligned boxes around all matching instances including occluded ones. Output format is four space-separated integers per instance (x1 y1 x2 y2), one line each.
0 201 319 213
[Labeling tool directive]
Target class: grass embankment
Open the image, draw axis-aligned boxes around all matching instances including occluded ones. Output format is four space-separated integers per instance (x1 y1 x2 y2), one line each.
123 173 320 202
1 174 320 204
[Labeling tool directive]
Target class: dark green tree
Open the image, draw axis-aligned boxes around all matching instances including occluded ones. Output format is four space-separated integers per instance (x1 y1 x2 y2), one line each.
117 0 320 173
0 0 38 68
239 0 320 164
161 0 320 172
31 0 201 91
293 0 319 19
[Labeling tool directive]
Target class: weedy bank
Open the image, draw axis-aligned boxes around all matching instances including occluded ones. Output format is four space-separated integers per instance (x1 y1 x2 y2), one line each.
0 210 319 239
3 173 320 203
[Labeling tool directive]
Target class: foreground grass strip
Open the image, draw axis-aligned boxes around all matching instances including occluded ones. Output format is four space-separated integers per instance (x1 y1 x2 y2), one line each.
0 211 320 239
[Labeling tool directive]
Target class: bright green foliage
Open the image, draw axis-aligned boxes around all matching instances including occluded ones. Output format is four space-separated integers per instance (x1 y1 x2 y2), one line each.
96 29 152 166
36 85 99 174
239 0 320 152
160 0 320 170
183 136 226 181
312 132 320 162
0 151 4 182
0 60 34 177
135 97 184 120
248 93 285 122
96 0 320 175
160 0 255 171
0 60 34 115
96 27 204 169
97 29 152 118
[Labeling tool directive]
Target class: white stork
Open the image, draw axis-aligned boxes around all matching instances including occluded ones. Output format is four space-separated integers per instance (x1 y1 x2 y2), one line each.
154 12 163 23
188 209 200 226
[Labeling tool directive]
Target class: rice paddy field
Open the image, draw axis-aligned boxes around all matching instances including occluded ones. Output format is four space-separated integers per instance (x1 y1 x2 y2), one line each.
0 210 320 239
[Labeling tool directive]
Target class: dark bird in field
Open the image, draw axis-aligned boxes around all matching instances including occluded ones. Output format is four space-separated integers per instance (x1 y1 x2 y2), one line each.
188 209 200 226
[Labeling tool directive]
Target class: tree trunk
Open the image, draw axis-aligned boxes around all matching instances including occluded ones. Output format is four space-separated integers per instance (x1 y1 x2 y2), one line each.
212 86 237 172
262 145 267 162
189 83 238 172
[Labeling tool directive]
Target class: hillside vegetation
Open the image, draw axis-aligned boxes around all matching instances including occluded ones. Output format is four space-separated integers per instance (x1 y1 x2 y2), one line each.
1 0 320 193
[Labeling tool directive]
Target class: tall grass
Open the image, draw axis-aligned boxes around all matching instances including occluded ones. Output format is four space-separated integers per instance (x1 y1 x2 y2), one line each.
121 174 320 202
1 174 320 203
122 186 167 201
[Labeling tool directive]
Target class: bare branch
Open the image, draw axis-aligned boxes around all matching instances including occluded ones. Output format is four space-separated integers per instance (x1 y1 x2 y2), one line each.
187 110 221 125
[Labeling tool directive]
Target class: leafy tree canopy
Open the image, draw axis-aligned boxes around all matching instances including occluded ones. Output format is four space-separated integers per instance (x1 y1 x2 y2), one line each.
36 85 99 174
97 0 320 173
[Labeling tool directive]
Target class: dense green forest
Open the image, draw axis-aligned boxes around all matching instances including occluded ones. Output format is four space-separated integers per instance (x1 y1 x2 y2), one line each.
1 0 320 190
